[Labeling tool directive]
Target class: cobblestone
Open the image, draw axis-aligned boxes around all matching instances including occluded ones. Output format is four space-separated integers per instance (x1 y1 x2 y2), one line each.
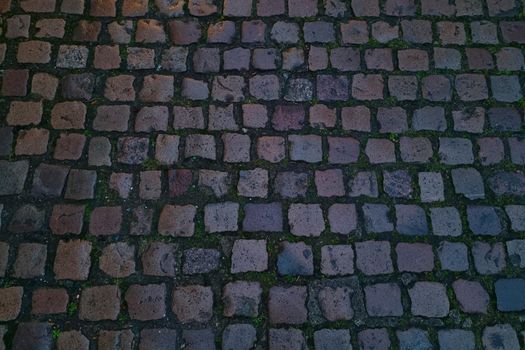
0 2 523 347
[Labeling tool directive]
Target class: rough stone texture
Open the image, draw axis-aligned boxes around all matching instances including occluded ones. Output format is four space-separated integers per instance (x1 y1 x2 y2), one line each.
0 2 523 345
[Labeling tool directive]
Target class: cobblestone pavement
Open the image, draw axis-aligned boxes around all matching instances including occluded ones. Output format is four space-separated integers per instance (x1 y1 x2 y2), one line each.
0 0 525 349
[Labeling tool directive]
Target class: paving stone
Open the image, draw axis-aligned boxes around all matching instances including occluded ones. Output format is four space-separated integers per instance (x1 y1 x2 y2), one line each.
365 139 395 164
243 104 268 128
272 105 305 131
12 323 52 350
488 171 525 197
317 75 349 101
223 0 252 16
452 279 489 314
126 284 166 320
231 240 268 273
274 171 308 198
398 49 429 71
328 204 357 234
269 328 307 350
285 78 313 102
31 163 69 197
223 281 261 317
17 40 52 63
243 203 283 232
269 286 307 324
2 69 29 96
8 204 45 233
482 324 520 350
505 205 525 232
309 46 328 71
142 242 177 277
330 48 360 71
271 22 299 43
0 160 29 195
56 45 89 68
438 330 475 350
388 75 417 100
315 169 345 197
397 329 432 350
15 128 49 155
289 135 322 163
156 0 185 16
396 243 434 272
308 104 337 129
356 241 393 275
413 106 447 131
183 248 220 274
358 328 391 350
320 245 354 276
181 329 216 350
489 108 522 132
89 206 122 235
199 169 230 197
467 206 502 236
222 324 256 350
418 172 444 202
72 20 101 42
438 241 469 272
455 74 488 101
222 133 250 162
6 15 31 38
13 243 47 278
97 330 134 350
99 242 135 278
252 48 279 70
277 241 313 276
395 205 428 235
166 169 190 197
453 107 485 134
31 73 58 100
109 172 132 198
496 47 525 70
318 286 353 321
185 134 216 160
0 287 23 321
362 203 393 232
238 168 268 198
79 285 121 321
130 207 153 236
62 73 95 100
495 278 525 312
328 137 360 164
430 207 462 237
304 21 335 43
54 239 92 280
139 329 177 350
6 101 43 126
204 202 238 233
288 203 325 237
473 241 506 275
467 48 494 70
365 283 403 317
57 331 89 350
384 170 413 199
439 138 474 165
172 285 213 323
377 107 407 133
409 282 449 317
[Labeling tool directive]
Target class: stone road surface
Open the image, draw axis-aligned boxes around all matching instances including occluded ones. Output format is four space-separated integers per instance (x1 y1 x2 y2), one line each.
0 0 525 349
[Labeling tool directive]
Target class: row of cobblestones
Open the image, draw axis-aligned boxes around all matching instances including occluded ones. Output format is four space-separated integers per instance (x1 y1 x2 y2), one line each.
1 0 525 349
